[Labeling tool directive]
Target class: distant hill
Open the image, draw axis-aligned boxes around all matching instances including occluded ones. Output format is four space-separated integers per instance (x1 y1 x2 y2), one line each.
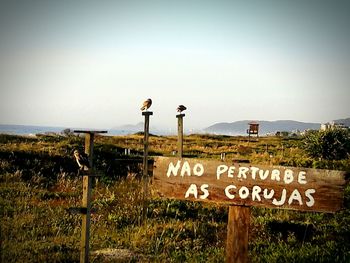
110 117 350 136
204 120 321 135
334 118 350 127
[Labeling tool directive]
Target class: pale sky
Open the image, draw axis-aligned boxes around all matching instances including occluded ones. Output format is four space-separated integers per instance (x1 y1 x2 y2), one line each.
0 0 349 131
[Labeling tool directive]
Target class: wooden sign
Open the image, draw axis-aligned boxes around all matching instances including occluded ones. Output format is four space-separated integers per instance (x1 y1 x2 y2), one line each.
152 157 346 213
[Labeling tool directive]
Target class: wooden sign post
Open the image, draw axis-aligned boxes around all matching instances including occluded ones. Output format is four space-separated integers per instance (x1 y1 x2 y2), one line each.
152 157 346 262
226 206 249 263
176 113 185 158
73 130 107 263
142 111 153 224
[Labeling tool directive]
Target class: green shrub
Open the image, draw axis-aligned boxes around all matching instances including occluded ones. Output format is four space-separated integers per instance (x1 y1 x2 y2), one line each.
303 129 350 160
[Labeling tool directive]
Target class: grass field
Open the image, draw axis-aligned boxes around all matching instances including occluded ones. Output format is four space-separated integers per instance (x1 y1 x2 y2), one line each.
0 133 349 262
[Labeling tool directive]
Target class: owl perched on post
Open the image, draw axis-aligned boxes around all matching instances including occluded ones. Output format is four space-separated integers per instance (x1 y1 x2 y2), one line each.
73 150 90 170
140 98 152 111
177 105 187 113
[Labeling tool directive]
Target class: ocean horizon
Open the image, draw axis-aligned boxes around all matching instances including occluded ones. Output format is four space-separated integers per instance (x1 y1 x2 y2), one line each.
0 124 139 136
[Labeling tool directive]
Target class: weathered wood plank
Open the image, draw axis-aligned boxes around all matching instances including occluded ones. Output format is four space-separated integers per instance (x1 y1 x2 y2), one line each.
152 157 346 213
74 130 107 134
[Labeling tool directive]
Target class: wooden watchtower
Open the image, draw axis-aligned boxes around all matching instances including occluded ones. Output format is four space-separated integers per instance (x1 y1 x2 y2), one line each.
247 121 259 141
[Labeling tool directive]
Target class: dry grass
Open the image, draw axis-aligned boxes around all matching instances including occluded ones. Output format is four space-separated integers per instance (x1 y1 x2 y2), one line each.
1 133 349 262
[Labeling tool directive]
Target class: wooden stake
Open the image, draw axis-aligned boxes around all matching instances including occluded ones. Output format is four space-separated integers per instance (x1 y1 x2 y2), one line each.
73 130 107 263
221 152 226 162
176 114 185 158
226 206 250 263
142 111 152 223
80 133 94 263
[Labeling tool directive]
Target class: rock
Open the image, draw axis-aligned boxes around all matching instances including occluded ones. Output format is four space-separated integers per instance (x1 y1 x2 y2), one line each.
92 248 139 262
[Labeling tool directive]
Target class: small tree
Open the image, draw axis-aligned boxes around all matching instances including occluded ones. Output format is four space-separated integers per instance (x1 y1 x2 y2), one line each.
61 128 74 137
303 128 350 160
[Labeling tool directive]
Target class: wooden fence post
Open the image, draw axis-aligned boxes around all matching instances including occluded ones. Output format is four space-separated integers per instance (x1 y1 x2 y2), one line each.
73 130 107 263
142 111 152 224
176 114 185 158
80 132 93 263
226 206 250 263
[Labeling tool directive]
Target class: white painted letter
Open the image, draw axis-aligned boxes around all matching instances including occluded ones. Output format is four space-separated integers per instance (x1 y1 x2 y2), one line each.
167 161 181 177
271 169 281 181
305 189 315 207
181 161 191 176
239 186 250 199
259 169 270 180
288 189 303 205
263 189 275 199
200 184 209 199
252 186 262 201
225 185 236 199
238 167 249 179
228 166 235 178
298 171 307 184
185 184 198 198
217 165 228 180
272 189 286 206
193 163 204 176
283 169 294 184
250 167 259 180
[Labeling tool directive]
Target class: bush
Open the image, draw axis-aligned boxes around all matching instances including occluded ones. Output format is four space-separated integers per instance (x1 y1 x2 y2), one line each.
303 129 350 160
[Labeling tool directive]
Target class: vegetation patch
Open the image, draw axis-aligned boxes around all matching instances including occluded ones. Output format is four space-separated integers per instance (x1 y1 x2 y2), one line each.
0 133 349 262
